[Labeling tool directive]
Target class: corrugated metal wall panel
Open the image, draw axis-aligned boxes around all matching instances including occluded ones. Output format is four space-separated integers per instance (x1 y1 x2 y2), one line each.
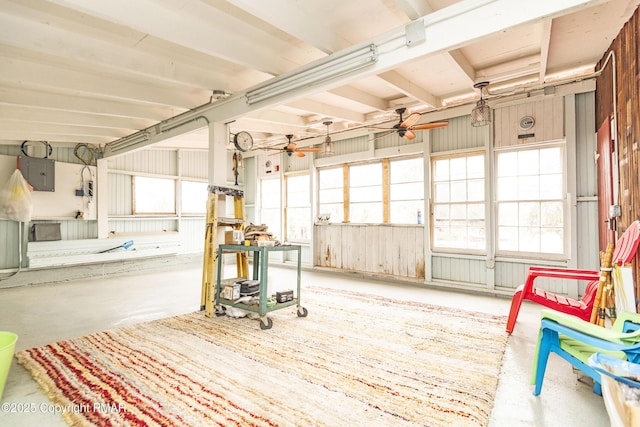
431 256 486 285
179 218 205 253
283 152 311 172
0 146 21 157
575 92 598 197
375 131 423 149
431 116 486 152
108 173 132 215
574 92 600 270
335 135 370 154
180 150 208 179
108 219 178 233
108 150 177 175
28 220 98 240
0 220 21 269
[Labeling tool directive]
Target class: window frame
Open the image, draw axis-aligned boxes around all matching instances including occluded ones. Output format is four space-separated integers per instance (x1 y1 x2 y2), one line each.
284 172 311 243
132 175 176 215
430 150 486 255
494 140 567 259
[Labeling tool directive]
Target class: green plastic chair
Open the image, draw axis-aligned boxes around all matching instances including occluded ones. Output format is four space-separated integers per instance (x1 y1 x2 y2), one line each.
531 309 640 396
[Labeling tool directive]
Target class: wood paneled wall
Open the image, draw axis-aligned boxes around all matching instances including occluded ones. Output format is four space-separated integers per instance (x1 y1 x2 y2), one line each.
595 6 640 304
493 97 564 147
314 224 425 280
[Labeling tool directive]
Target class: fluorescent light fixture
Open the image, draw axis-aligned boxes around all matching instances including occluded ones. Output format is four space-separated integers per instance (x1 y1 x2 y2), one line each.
246 44 378 105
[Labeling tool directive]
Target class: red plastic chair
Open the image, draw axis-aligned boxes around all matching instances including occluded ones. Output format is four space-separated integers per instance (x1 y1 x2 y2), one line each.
506 220 640 334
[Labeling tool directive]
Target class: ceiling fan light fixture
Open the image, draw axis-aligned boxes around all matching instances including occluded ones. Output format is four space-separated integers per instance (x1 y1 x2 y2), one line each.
471 82 491 127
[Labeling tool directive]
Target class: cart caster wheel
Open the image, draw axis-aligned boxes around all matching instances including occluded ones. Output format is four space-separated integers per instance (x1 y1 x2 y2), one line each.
259 317 273 330
297 307 308 317
215 306 226 317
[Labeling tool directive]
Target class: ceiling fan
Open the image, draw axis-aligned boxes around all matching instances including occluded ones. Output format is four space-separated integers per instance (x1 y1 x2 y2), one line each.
370 108 449 140
266 134 322 157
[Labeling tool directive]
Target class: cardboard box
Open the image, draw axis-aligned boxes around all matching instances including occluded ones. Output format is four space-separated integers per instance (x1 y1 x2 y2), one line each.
225 230 244 244
221 284 241 301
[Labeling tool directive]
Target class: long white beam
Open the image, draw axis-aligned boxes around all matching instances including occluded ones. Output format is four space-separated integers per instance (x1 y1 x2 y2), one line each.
104 0 608 156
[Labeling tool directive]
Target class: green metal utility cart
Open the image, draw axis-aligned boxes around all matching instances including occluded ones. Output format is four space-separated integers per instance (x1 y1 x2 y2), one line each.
215 244 308 330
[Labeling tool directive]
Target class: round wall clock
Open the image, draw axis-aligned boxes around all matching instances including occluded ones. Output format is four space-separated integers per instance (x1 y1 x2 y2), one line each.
233 131 253 152
519 116 535 131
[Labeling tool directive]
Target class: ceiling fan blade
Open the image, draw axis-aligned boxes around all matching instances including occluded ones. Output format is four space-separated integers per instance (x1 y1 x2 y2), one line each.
367 130 396 142
400 112 421 128
294 151 306 157
297 147 322 152
403 130 416 140
410 121 449 130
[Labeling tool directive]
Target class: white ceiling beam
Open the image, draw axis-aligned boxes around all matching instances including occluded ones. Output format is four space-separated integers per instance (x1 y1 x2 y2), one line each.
0 87 174 121
233 117 312 136
286 99 366 124
0 105 151 130
378 71 439 107
394 0 433 20
448 49 476 84
539 18 553 83
0 55 203 109
0 12 260 92
328 86 389 111
0 119 130 138
0 131 113 144
225 0 347 54
105 0 610 155
242 109 309 128
476 54 542 83
47 0 319 75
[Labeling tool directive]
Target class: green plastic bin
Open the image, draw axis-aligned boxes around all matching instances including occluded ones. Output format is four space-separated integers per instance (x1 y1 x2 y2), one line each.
0 332 18 402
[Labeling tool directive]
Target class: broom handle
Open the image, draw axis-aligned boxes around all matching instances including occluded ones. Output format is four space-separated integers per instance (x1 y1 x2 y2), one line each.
591 243 614 324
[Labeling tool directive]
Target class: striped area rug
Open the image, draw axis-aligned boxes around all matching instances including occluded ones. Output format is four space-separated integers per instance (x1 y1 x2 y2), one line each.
17 287 508 427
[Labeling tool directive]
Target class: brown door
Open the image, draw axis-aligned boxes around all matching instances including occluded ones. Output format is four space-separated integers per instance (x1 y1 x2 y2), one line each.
596 116 616 251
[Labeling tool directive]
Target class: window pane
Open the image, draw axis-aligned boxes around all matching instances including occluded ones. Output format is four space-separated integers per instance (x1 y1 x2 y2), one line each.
181 181 207 214
286 175 310 241
390 158 423 183
350 202 382 223
134 176 175 214
319 167 344 223
390 200 423 224
261 178 281 240
349 163 382 223
431 153 485 251
496 145 565 255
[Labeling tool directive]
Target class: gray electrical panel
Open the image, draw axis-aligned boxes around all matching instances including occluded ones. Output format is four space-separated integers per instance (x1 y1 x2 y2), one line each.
19 156 55 191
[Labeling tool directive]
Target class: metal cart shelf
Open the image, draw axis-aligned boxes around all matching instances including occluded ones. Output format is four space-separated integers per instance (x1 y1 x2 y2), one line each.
215 244 307 329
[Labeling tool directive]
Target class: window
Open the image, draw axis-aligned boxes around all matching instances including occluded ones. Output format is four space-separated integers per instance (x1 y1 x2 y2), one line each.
133 176 175 214
496 145 564 255
390 157 424 224
181 181 208 214
318 167 344 223
432 153 485 251
260 177 281 241
285 174 310 241
349 163 382 223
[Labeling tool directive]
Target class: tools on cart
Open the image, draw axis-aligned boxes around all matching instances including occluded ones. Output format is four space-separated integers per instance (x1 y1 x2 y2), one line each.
243 223 279 246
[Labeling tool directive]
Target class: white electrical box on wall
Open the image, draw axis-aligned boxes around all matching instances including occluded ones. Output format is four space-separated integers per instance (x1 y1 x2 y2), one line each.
258 155 281 178
0 154 97 220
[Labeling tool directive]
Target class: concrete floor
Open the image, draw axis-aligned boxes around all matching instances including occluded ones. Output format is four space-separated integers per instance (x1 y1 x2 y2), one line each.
0 265 610 426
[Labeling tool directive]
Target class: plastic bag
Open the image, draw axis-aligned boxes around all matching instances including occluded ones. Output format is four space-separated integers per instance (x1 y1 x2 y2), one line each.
0 169 33 222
